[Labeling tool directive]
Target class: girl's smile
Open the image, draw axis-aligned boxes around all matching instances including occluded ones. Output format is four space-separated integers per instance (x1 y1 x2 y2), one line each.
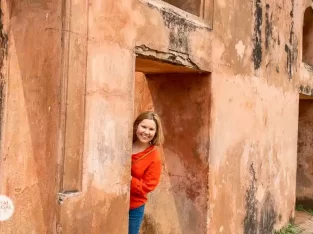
136 119 156 144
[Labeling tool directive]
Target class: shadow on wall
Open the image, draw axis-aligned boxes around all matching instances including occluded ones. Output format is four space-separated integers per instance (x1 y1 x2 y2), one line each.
135 72 211 234
296 100 313 209
303 7 313 65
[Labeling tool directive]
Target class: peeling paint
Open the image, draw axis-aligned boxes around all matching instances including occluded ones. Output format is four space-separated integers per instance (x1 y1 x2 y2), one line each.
135 45 200 69
235 40 246 60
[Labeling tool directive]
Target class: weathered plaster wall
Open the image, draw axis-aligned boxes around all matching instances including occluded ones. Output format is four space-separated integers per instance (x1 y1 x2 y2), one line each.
0 1 62 233
135 72 210 234
58 0 212 232
208 0 301 233
0 0 307 233
209 75 299 233
297 100 313 208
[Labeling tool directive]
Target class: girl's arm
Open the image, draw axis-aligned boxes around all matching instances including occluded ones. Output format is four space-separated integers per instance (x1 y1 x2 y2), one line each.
131 160 161 195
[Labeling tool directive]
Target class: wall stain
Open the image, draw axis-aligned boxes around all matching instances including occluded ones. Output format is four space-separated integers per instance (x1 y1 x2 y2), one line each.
0 8 8 147
141 214 158 234
276 66 279 73
265 4 272 50
285 44 292 79
145 1 211 54
161 10 196 54
244 163 258 234
285 0 296 79
252 0 263 70
259 192 277 233
244 164 277 234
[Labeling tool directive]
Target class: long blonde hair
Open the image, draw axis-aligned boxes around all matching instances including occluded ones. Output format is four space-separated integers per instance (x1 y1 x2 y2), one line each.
133 111 164 145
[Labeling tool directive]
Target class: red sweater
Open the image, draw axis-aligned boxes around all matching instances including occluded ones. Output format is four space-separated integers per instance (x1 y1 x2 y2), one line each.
130 145 161 209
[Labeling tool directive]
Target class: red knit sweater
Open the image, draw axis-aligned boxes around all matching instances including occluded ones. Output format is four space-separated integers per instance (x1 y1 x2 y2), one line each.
130 145 161 209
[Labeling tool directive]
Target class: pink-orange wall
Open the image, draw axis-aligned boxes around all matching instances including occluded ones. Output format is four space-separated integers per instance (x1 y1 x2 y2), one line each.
0 0 310 233
0 1 63 232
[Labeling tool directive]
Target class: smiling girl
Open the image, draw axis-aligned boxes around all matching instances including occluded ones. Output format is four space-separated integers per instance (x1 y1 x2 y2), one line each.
128 111 164 234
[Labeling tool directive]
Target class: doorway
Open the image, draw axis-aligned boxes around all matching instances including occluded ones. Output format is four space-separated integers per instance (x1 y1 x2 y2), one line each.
134 56 211 234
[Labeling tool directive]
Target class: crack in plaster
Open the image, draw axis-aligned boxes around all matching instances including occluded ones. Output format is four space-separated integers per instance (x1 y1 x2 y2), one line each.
134 45 200 70
58 191 81 204
304 63 313 73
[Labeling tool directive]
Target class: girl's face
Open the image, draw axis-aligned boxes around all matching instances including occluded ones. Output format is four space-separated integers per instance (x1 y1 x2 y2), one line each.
136 119 157 144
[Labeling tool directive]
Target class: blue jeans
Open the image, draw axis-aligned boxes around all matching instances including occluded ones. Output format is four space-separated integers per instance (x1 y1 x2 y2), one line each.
128 204 145 234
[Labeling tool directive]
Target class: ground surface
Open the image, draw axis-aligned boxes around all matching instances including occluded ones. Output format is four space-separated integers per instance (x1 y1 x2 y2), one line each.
295 211 313 234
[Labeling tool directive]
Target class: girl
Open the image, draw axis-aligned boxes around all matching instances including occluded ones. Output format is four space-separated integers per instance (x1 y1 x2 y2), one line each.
129 111 164 234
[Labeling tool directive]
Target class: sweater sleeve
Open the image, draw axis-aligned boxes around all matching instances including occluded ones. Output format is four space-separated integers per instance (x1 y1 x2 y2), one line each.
131 160 161 196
